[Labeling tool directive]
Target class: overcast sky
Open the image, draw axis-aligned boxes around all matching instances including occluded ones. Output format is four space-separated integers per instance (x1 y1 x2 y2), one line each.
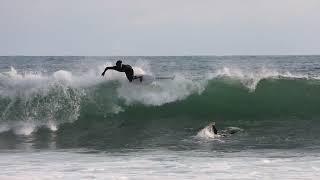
1 0 320 56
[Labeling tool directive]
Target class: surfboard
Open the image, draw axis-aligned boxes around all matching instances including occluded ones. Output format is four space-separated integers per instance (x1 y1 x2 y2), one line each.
132 75 175 84
155 76 175 80
132 75 155 84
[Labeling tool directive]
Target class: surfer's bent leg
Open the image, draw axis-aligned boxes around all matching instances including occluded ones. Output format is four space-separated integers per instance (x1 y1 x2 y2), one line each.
133 75 143 82
212 125 218 134
125 69 134 82
126 69 143 82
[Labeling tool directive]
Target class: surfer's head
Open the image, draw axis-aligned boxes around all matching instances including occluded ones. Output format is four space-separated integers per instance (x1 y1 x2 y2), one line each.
116 60 122 68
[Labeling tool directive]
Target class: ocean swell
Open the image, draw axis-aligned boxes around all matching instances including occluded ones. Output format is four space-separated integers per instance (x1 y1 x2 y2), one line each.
0 66 320 136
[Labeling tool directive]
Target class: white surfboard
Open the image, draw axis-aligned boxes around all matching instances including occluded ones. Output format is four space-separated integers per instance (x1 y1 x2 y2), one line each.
132 75 155 84
132 75 175 84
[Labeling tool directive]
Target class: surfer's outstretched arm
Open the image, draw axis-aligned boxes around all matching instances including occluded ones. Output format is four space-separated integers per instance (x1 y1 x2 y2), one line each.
101 66 116 76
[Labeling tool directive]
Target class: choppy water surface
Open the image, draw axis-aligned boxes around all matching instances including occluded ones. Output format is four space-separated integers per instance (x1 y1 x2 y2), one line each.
1 56 320 179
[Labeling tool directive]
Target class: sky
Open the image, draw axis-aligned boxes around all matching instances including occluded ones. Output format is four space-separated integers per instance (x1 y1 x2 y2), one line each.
1 0 320 56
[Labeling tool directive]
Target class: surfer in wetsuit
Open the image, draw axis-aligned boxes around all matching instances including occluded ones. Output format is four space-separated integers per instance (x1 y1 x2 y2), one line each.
101 60 142 82
208 122 243 136
211 122 218 134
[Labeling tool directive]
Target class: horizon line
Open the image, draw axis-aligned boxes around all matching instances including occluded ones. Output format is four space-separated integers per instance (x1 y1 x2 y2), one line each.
1 54 320 57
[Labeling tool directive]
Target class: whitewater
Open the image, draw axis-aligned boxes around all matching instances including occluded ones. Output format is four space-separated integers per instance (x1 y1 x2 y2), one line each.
1 56 320 179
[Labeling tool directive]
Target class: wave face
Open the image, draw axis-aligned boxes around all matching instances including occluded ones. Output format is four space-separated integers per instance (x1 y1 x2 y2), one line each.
1 56 320 150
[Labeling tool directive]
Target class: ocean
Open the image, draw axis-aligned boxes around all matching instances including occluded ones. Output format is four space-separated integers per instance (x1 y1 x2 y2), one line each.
0 56 320 179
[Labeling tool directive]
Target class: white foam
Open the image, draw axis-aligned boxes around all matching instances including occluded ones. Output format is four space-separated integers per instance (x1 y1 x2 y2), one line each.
196 123 221 140
0 124 10 133
47 121 58 132
1 150 319 180
0 67 89 135
0 120 58 136
13 123 36 136
0 66 111 98
53 70 73 84
0 67 48 97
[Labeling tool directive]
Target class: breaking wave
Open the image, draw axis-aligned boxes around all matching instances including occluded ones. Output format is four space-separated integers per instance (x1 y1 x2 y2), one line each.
0 66 320 136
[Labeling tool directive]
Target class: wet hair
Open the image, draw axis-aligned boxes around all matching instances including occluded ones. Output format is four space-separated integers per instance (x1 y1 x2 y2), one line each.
116 60 122 66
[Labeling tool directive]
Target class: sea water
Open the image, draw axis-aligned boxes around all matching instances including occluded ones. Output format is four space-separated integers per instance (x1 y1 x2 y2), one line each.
1 56 320 179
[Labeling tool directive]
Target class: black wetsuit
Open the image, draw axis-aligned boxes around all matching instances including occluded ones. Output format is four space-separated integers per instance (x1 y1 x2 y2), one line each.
212 125 218 134
102 64 140 82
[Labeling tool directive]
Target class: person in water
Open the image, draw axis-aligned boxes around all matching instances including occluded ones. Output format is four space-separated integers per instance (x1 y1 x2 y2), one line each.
101 60 142 82
209 122 243 136
210 122 218 134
